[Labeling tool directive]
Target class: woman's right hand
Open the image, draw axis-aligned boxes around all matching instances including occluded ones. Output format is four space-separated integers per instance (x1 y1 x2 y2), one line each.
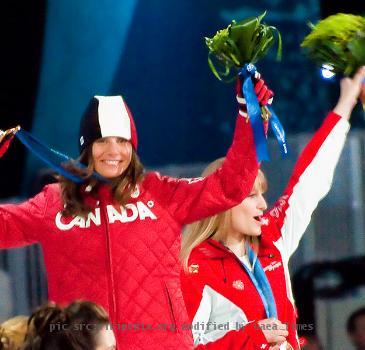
257 318 289 345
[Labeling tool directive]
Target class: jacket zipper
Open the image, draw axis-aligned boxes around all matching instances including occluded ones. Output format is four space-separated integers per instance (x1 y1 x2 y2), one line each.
163 281 177 332
101 201 117 322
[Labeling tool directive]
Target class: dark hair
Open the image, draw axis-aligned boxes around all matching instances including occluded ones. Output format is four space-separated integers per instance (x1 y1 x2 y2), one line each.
59 145 144 218
22 301 110 350
347 307 365 333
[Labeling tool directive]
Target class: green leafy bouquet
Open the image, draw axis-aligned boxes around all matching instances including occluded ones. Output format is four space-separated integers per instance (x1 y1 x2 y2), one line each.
205 12 287 162
205 12 282 81
301 13 365 76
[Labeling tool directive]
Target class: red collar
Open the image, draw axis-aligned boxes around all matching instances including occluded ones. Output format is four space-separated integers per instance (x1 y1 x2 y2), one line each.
80 183 114 207
195 239 235 260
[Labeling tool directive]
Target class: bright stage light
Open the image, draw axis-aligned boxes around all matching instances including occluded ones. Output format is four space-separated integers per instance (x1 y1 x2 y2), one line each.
321 64 335 80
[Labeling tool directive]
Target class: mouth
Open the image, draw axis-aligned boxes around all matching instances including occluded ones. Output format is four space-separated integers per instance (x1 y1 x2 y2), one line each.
101 160 121 166
253 215 263 224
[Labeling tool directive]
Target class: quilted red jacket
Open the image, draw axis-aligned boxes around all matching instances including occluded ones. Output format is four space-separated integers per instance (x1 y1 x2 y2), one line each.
181 112 349 350
0 114 258 349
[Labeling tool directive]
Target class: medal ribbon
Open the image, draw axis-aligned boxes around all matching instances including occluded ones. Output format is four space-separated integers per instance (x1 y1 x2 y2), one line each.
238 244 278 318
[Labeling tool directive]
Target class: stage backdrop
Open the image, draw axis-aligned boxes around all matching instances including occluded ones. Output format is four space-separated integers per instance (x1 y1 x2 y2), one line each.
23 0 365 192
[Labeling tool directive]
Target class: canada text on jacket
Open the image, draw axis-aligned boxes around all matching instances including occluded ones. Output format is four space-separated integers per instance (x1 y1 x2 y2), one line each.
55 202 157 230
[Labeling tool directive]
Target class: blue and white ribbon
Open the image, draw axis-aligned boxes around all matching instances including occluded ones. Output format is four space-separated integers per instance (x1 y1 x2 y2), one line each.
239 63 288 160
238 244 278 318
15 128 107 183
267 106 288 156
239 64 269 162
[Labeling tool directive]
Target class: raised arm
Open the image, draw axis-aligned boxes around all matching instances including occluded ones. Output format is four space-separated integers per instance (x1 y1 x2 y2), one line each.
143 75 276 225
268 66 365 259
0 185 53 248
145 114 258 224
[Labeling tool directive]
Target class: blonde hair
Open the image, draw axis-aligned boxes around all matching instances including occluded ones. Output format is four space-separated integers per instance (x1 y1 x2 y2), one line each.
180 158 267 270
0 316 29 350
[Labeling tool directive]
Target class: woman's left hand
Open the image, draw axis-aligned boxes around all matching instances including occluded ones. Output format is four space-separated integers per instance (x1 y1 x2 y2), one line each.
360 81 365 105
333 66 365 120
236 71 274 113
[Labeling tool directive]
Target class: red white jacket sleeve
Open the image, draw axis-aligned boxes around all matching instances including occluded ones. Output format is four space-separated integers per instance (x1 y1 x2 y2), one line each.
194 323 269 350
181 269 270 350
267 111 350 259
145 114 258 225
0 186 51 248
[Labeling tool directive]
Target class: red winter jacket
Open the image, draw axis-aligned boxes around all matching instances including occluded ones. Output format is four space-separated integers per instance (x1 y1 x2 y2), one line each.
181 112 349 350
0 114 258 350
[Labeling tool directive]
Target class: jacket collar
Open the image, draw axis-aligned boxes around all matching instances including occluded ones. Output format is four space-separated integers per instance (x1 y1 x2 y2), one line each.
195 239 235 260
80 182 141 207
79 182 114 207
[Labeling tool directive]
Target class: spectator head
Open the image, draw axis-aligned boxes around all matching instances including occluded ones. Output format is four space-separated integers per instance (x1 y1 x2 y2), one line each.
347 307 365 350
22 300 115 350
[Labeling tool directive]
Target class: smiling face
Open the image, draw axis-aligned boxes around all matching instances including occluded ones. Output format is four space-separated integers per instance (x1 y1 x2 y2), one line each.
92 137 133 179
229 174 268 237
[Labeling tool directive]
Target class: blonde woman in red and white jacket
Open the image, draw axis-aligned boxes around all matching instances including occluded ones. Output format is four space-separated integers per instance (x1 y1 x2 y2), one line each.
181 67 365 350
0 76 275 350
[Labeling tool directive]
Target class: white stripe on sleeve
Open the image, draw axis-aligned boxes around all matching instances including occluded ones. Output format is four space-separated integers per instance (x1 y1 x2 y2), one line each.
192 285 248 346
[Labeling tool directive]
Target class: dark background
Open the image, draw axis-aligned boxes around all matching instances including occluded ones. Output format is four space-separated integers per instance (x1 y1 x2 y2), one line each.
0 0 363 199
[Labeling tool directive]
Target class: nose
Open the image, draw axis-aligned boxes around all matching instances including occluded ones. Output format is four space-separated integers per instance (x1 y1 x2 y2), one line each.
105 140 121 154
258 194 267 211
105 139 132 159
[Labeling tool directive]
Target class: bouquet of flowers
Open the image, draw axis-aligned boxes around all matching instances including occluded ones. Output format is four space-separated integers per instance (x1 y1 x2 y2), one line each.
205 12 286 161
205 11 282 81
301 13 365 76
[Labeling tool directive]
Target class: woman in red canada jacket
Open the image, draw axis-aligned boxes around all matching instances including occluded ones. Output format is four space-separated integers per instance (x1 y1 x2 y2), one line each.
0 77 273 350
180 67 365 350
